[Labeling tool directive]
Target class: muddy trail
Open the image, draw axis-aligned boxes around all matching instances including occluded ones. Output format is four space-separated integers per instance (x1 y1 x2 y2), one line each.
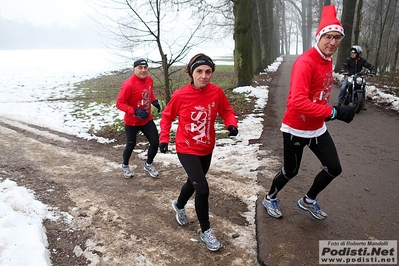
1 55 399 266
0 116 257 266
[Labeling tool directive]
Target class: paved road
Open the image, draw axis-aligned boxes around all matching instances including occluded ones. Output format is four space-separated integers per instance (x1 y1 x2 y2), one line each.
256 55 399 266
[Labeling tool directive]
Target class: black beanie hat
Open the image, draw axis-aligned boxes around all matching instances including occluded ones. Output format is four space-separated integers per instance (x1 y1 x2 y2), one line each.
134 59 148 68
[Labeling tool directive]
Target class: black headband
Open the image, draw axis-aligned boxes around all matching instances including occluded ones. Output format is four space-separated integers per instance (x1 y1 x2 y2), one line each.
189 57 215 75
134 59 148 68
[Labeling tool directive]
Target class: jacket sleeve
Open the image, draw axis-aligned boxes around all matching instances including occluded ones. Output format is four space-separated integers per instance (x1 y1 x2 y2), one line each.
217 89 238 129
159 93 180 143
116 81 134 116
340 58 351 73
149 78 157 103
362 59 376 73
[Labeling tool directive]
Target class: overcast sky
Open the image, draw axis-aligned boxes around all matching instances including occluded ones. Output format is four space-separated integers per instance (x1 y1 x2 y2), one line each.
0 0 93 28
0 0 234 56
0 0 103 49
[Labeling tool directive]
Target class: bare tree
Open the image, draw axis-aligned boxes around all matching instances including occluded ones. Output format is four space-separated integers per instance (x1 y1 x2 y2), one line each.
252 0 276 73
252 0 263 74
360 0 398 73
277 0 302 55
334 0 357 73
284 0 314 52
89 0 232 102
353 0 363 44
234 0 253 86
264 0 277 66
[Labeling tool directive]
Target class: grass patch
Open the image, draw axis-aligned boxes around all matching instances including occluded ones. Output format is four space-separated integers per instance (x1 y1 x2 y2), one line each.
71 64 254 141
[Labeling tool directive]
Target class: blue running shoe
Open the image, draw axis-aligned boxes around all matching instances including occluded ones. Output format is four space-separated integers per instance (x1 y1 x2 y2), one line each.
297 197 327 220
262 197 282 218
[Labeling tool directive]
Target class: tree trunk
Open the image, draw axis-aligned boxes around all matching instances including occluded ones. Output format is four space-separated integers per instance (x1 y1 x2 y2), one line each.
234 0 253 86
379 0 397 73
393 36 399 72
374 0 394 72
353 0 363 44
252 0 263 74
334 0 357 73
265 0 276 66
301 0 308 51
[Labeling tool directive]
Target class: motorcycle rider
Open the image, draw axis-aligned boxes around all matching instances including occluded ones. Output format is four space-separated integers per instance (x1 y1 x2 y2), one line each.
337 45 376 108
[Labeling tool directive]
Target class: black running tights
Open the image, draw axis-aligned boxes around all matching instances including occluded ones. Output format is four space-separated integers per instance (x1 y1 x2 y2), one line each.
122 121 159 165
268 130 342 200
176 152 212 233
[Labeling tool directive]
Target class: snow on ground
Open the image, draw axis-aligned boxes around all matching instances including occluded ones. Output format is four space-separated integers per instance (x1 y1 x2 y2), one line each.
1 50 398 265
333 73 399 112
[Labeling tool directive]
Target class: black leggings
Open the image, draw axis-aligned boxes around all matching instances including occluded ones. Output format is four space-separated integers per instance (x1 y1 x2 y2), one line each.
268 130 342 200
123 121 159 165
176 153 212 233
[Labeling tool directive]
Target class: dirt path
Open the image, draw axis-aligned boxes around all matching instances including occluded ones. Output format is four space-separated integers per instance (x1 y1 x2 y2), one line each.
256 55 399 266
0 117 257 265
2 56 398 266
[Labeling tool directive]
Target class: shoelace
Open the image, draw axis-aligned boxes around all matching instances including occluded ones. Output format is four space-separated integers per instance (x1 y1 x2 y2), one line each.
271 199 280 210
205 230 217 243
146 164 156 172
312 200 322 212
178 210 186 219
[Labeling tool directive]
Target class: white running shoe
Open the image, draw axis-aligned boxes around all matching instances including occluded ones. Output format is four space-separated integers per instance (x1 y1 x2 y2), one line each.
144 163 159 177
121 164 133 178
200 228 222 251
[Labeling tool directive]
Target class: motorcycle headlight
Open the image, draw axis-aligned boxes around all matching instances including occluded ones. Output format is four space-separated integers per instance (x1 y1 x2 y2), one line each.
348 77 353 83
356 77 363 85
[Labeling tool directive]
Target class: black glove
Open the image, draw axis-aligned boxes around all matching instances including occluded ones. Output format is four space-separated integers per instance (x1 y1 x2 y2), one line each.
152 100 161 113
134 108 149 120
159 142 168 153
332 106 355 123
227 125 238 136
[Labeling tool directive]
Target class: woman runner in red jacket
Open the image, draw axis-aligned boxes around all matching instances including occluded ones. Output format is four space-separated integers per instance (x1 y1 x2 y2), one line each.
159 53 238 251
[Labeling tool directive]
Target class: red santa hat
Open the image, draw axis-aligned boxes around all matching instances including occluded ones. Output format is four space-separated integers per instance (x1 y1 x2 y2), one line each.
315 5 344 42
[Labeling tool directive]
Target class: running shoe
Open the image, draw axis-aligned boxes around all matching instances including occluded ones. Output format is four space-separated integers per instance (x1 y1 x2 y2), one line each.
297 197 328 220
144 163 159 177
200 228 222 251
121 164 133 178
261 197 282 218
171 200 188 226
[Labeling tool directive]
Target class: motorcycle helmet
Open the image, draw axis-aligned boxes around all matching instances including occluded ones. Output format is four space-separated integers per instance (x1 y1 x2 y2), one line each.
351 45 362 58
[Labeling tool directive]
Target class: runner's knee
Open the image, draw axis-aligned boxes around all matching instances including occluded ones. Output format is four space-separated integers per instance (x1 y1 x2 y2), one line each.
282 168 298 179
323 164 342 177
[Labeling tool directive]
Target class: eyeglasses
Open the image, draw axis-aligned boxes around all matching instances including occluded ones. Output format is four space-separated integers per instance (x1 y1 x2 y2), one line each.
322 34 344 42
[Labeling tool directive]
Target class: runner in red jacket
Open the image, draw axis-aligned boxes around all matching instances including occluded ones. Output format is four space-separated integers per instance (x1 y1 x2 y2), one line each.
116 59 161 178
159 53 238 251
262 5 355 220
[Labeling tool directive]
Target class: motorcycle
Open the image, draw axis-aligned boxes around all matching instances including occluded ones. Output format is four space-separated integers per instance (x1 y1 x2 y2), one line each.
342 71 374 114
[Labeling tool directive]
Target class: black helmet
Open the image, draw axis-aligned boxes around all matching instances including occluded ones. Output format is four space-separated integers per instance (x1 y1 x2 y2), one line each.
351 45 362 57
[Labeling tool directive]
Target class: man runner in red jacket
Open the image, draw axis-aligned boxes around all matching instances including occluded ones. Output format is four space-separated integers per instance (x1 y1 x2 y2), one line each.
262 5 355 220
116 59 161 178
